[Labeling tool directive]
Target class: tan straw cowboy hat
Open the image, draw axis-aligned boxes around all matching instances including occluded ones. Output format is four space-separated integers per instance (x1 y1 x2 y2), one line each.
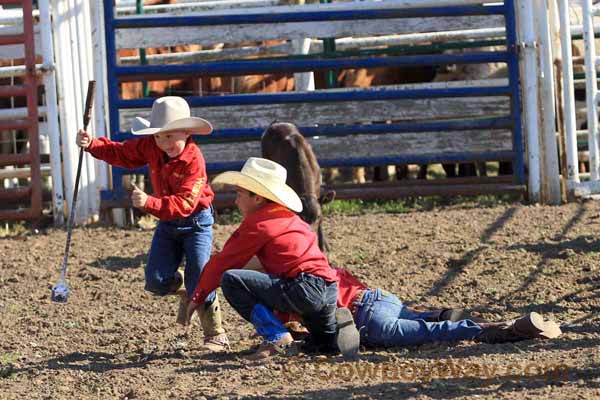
212 157 303 213
131 96 213 135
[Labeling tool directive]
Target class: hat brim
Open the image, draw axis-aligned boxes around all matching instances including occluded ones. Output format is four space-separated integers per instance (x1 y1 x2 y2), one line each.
131 116 213 136
538 320 562 339
212 171 303 213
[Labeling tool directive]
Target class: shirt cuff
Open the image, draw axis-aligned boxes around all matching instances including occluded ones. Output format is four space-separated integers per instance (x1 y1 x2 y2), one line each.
85 137 98 152
144 196 160 214
191 289 206 304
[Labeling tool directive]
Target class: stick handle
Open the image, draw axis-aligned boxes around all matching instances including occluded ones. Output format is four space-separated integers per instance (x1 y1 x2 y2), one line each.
60 81 96 278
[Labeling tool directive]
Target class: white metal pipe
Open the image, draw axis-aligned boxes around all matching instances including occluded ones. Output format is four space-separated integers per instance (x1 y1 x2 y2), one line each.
0 106 47 120
332 27 506 49
0 64 47 78
558 0 580 186
118 27 507 65
535 0 561 204
0 9 39 24
0 165 52 180
80 0 100 220
39 0 65 225
90 0 109 194
517 0 541 203
65 0 90 221
52 0 81 223
0 24 40 36
292 38 314 91
118 0 498 19
582 0 600 180
116 0 288 15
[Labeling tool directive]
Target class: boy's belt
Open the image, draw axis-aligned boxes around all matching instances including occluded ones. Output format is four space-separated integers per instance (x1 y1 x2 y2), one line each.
349 289 368 317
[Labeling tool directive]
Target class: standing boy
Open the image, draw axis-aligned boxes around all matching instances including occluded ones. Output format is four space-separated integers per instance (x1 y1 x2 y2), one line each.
77 96 228 351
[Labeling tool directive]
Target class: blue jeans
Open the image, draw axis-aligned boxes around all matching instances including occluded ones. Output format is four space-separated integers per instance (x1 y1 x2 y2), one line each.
354 289 482 347
144 207 215 302
221 269 338 346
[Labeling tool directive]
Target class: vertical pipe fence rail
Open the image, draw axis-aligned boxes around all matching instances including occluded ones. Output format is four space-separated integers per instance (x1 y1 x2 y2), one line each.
565 0 600 197
0 0 42 220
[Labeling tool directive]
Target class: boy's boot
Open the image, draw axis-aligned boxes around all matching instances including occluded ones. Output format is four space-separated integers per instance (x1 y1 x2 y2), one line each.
176 288 191 325
335 307 360 360
248 303 296 360
199 295 230 352
476 312 559 344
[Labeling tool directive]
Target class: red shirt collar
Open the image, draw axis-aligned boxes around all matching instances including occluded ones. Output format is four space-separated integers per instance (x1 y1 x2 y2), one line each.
169 137 196 163
245 202 293 222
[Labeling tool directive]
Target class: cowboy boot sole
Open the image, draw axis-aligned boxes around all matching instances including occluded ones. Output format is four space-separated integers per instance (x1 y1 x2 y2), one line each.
514 312 546 337
335 307 360 360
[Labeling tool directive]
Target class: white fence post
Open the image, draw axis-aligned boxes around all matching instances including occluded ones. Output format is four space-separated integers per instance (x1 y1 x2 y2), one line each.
51 0 100 223
517 0 542 203
38 0 65 224
582 0 600 181
535 0 561 204
557 0 580 188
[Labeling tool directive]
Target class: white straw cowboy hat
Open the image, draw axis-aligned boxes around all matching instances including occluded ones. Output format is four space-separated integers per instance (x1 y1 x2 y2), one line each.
212 157 303 212
131 96 213 135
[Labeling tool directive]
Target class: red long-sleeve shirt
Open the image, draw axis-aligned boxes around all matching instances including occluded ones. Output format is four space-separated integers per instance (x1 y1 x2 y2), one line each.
191 202 338 304
335 267 368 308
86 136 214 220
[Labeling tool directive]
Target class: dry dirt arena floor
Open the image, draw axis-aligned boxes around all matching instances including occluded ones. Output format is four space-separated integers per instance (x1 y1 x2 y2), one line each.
1 200 599 399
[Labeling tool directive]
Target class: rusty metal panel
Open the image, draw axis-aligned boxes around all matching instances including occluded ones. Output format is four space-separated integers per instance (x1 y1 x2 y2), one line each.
0 85 27 97
0 0 42 221
0 153 31 167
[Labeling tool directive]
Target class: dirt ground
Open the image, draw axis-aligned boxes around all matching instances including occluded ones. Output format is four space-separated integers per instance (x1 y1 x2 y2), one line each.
1 200 599 399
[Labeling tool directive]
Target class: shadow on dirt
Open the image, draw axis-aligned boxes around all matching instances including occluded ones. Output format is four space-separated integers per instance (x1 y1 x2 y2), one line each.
218 365 588 400
18 349 248 375
506 236 600 258
498 236 600 305
424 207 518 297
35 350 180 373
89 254 147 271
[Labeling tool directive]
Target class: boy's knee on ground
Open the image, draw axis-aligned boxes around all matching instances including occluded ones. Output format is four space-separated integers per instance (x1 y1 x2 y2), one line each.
145 270 183 296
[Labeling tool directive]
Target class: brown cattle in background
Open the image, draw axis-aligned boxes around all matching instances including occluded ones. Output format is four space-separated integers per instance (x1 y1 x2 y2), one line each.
261 121 335 252
315 65 437 183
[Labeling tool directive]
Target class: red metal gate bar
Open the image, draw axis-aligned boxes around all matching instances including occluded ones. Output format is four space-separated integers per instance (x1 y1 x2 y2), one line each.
0 209 36 220
0 187 31 201
23 0 41 218
0 35 25 46
0 120 32 130
0 0 24 5
0 85 27 97
0 0 42 221
0 153 32 167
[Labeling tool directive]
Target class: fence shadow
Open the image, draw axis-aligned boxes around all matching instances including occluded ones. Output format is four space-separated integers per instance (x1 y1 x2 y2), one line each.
89 254 147 271
424 206 518 297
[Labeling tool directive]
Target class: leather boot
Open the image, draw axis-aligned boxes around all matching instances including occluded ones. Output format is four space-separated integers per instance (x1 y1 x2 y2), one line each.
176 288 190 326
247 333 296 361
284 321 310 340
198 295 229 352
476 312 547 344
335 307 360 360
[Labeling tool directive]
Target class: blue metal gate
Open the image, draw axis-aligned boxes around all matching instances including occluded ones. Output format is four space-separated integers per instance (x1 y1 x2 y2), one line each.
102 0 524 205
